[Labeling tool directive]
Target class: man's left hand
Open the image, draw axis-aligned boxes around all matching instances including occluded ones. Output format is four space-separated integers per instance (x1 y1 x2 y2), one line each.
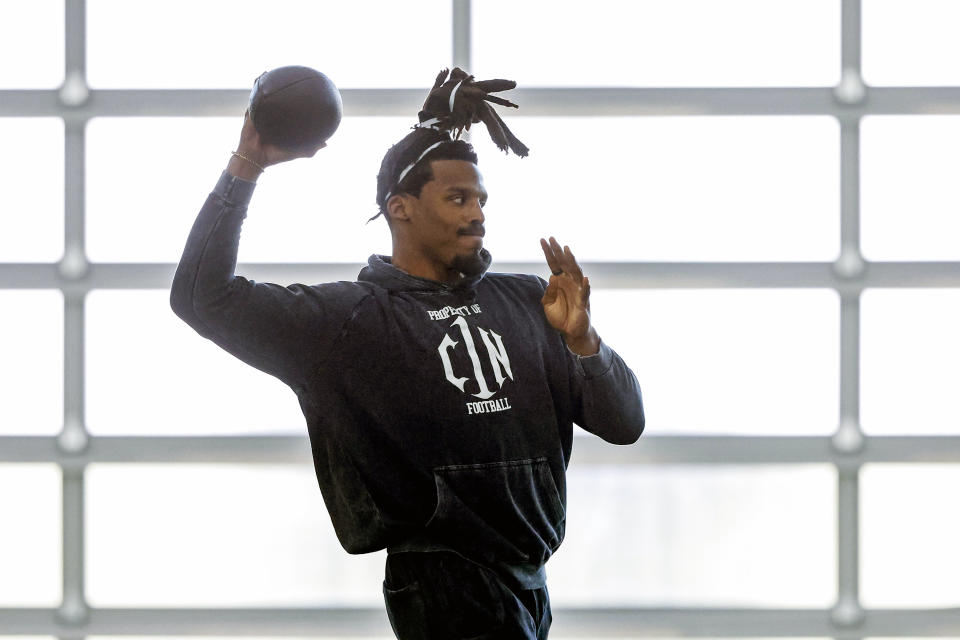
540 237 600 356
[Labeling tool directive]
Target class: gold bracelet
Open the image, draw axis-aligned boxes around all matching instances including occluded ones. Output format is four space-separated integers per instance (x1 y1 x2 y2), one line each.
231 150 265 173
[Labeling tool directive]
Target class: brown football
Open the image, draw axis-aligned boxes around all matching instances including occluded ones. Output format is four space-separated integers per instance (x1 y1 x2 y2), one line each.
249 65 342 150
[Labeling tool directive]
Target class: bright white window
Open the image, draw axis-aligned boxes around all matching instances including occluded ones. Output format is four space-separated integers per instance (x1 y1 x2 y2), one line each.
86 0 450 89
86 464 386 606
474 117 840 263
861 289 960 435
87 287 841 438
84 463 837 609
86 290 307 436
0 291 63 435
474 0 840 87
0 118 64 262
85 117 404 263
0 0 63 88
0 464 61 606
586 289 840 435
863 0 960 86
861 464 960 607
551 464 837 606
861 116 960 261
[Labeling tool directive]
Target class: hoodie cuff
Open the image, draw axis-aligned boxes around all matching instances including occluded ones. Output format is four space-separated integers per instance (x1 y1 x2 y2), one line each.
570 338 614 379
213 171 257 207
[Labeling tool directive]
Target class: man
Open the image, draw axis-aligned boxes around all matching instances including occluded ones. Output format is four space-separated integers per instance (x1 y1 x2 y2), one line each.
171 68 644 640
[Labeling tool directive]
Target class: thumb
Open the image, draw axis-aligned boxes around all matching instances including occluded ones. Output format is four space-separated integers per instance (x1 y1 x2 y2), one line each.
541 276 559 306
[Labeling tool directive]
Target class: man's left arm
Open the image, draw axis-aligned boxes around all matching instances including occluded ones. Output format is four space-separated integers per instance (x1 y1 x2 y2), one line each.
540 237 645 445
567 338 645 445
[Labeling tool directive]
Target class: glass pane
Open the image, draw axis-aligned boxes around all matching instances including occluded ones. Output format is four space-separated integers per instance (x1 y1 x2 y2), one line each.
87 0 450 89
474 0 839 87
861 464 960 607
0 118 64 262
474 117 839 262
86 117 403 263
861 290 960 435
0 0 63 88
861 116 960 261
551 465 836 606
86 290 307 435
0 464 61 606
587 289 839 435
863 0 960 86
0 291 63 435
86 464 386 606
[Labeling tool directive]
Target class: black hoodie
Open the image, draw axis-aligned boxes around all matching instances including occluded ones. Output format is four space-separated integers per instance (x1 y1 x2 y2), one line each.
171 171 645 588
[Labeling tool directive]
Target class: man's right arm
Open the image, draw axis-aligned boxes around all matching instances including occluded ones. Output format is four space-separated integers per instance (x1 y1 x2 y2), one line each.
170 113 359 387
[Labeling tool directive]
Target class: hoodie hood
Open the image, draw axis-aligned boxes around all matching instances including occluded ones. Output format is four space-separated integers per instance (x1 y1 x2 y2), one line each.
358 250 492 293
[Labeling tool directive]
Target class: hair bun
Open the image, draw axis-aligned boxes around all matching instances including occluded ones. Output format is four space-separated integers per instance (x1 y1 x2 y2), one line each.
417 67 529 157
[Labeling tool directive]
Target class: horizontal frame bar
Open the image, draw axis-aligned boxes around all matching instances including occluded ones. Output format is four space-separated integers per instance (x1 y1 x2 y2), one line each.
3 435 960 466
2 606 960 637
10 87 960 118
7 261 960 291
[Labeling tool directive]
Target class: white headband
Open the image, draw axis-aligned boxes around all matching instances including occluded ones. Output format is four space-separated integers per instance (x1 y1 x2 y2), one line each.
383 138 449 204
448 79 465 113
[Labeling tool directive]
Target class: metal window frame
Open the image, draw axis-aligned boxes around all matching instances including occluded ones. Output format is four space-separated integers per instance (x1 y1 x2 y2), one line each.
2 0 960 637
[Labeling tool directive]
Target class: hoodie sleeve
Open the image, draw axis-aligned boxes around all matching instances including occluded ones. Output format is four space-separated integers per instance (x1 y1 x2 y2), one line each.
566 338 645 445
170 171 368 388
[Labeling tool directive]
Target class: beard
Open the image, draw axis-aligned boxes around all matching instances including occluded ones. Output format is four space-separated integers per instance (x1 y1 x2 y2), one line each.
451 249 489 277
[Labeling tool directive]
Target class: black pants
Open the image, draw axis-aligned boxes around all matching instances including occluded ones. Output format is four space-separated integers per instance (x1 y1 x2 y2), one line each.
383 550 552 639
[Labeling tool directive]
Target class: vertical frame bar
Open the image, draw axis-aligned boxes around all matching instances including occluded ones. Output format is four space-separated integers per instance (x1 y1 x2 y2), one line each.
65 0 86 79
452 0 471 71
842 0 862 73
833 0 865 631
58 0 90 630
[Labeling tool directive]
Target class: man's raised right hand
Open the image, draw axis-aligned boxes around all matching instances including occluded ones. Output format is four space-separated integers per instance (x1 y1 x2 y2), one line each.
227 110 327 181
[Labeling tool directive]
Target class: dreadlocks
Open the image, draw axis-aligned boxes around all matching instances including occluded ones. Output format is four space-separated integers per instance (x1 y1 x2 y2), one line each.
373 67 529 222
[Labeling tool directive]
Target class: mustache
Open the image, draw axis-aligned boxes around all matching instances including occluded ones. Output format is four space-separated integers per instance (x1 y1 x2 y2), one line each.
458 224 485 237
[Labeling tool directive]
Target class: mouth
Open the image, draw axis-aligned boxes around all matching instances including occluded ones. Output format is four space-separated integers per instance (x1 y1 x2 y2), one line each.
459 235 484 250
458 227 485 250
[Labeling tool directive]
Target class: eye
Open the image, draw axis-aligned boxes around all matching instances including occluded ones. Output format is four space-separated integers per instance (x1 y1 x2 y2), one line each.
450 195 465 205
479 199 487 208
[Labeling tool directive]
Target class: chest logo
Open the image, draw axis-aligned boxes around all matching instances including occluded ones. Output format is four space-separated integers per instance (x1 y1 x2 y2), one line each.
437 316 513 400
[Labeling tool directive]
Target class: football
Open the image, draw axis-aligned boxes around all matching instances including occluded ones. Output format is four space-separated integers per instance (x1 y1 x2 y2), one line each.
248 65 343 150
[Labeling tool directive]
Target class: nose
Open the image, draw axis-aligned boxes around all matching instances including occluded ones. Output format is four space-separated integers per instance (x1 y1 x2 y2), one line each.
468 197 485 225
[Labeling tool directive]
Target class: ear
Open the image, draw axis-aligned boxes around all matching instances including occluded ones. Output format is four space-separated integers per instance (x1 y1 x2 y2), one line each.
387 193 414 223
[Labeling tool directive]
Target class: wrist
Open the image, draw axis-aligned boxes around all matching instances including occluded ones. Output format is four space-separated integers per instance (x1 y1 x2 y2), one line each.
565 327 600 357
227 151 264 182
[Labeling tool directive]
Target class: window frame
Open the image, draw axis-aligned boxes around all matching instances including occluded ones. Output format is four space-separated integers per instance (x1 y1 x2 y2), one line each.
1 0 959 636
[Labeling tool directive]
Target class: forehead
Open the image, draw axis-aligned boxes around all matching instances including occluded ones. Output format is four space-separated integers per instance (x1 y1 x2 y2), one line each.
428 159 485 191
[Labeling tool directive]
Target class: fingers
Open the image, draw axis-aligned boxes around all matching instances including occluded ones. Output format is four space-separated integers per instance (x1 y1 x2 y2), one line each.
542 236 585 284
562 243 584 283
540 237 563 276
299 141 327 159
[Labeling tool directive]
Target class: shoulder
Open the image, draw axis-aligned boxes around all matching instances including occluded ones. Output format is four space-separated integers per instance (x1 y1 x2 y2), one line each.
481 272 547 304
279 280 376 316
292 280 377 299
484 271 547 292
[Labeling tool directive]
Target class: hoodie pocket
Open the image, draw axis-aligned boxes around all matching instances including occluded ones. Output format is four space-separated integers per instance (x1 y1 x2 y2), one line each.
424 457 565 567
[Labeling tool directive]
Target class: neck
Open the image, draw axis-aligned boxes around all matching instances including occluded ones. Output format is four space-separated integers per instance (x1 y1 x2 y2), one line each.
390 244 462 284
